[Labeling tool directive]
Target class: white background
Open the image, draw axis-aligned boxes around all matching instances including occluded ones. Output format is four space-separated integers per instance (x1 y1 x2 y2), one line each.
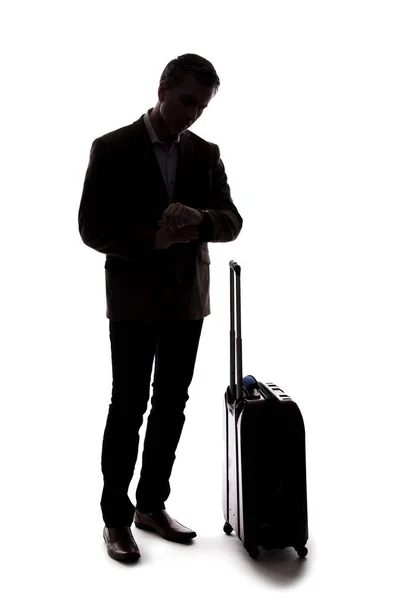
1 0 399 597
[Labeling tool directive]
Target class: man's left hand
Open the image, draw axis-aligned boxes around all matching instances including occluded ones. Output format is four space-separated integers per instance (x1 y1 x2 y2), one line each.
158 203 203 231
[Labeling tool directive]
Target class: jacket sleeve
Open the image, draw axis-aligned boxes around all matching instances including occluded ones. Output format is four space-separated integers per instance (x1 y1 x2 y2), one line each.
196 144 243 243
78 137 158 261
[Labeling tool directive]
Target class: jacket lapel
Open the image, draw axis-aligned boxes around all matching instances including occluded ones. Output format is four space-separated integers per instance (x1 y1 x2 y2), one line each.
130 112 196 213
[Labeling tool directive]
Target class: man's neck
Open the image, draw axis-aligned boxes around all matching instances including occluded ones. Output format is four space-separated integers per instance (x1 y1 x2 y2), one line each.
150 108 177 145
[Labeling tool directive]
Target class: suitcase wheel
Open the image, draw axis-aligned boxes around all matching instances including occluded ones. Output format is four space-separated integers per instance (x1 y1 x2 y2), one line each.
245 545 260 560
223 521 233 535
262 544 272 551
295 546 308 558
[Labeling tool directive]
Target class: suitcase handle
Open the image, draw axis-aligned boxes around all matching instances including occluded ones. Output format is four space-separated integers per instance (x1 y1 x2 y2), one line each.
229 261 263 405
229 260 243 405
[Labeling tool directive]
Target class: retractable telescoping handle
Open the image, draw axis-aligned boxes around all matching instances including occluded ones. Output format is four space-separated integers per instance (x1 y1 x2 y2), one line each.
229 260 243 405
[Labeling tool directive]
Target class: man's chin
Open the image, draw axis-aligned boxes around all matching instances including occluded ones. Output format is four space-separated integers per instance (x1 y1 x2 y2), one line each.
172 120 188 133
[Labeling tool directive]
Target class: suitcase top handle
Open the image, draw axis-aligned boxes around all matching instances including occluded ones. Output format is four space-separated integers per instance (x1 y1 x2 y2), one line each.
229 260 243 404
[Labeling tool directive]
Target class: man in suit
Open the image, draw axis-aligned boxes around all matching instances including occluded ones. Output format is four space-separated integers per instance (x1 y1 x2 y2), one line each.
78 54 243 563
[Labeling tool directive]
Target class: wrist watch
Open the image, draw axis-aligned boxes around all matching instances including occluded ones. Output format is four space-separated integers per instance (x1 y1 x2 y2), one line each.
196 209 212 241
197 209 209 221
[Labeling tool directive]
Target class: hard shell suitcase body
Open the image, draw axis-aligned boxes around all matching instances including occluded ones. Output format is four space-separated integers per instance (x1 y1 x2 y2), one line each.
222 260 309 559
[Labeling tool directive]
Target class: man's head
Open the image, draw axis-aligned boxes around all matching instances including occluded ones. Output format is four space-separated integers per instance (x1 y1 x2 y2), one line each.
151 54 220 139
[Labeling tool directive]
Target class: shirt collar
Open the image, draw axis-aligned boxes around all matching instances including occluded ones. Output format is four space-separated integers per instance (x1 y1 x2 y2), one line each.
144 108 182 145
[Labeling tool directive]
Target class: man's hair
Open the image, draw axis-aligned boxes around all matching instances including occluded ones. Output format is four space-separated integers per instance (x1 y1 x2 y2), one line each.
160 53 220 96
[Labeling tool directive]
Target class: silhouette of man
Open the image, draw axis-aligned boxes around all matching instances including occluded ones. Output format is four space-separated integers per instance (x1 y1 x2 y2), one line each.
78 53 243 562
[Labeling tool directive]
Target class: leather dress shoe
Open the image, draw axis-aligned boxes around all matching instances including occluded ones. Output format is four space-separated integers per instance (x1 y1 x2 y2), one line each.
134 509 197 543
103 526 141 562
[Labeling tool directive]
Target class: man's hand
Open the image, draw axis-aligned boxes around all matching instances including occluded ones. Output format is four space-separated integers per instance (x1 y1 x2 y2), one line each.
154 224 200 250
159 203 203 231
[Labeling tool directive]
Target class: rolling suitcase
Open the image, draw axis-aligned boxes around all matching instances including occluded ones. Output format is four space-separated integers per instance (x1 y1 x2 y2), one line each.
222 260 309 559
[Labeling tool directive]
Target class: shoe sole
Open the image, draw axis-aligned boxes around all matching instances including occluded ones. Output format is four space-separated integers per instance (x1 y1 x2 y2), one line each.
134 520 196 543
106 547 140 562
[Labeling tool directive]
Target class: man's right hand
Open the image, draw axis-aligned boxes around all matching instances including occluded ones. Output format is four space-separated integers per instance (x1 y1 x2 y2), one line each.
154 224 200 250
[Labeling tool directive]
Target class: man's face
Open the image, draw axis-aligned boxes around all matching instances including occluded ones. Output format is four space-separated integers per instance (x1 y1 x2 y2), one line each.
158 73 215 135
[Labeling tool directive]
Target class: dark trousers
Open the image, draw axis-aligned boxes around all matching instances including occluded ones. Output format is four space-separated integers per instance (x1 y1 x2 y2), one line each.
100 316 204 527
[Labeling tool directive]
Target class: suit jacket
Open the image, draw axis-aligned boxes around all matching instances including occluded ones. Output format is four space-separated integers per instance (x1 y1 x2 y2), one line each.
78 110 243 322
